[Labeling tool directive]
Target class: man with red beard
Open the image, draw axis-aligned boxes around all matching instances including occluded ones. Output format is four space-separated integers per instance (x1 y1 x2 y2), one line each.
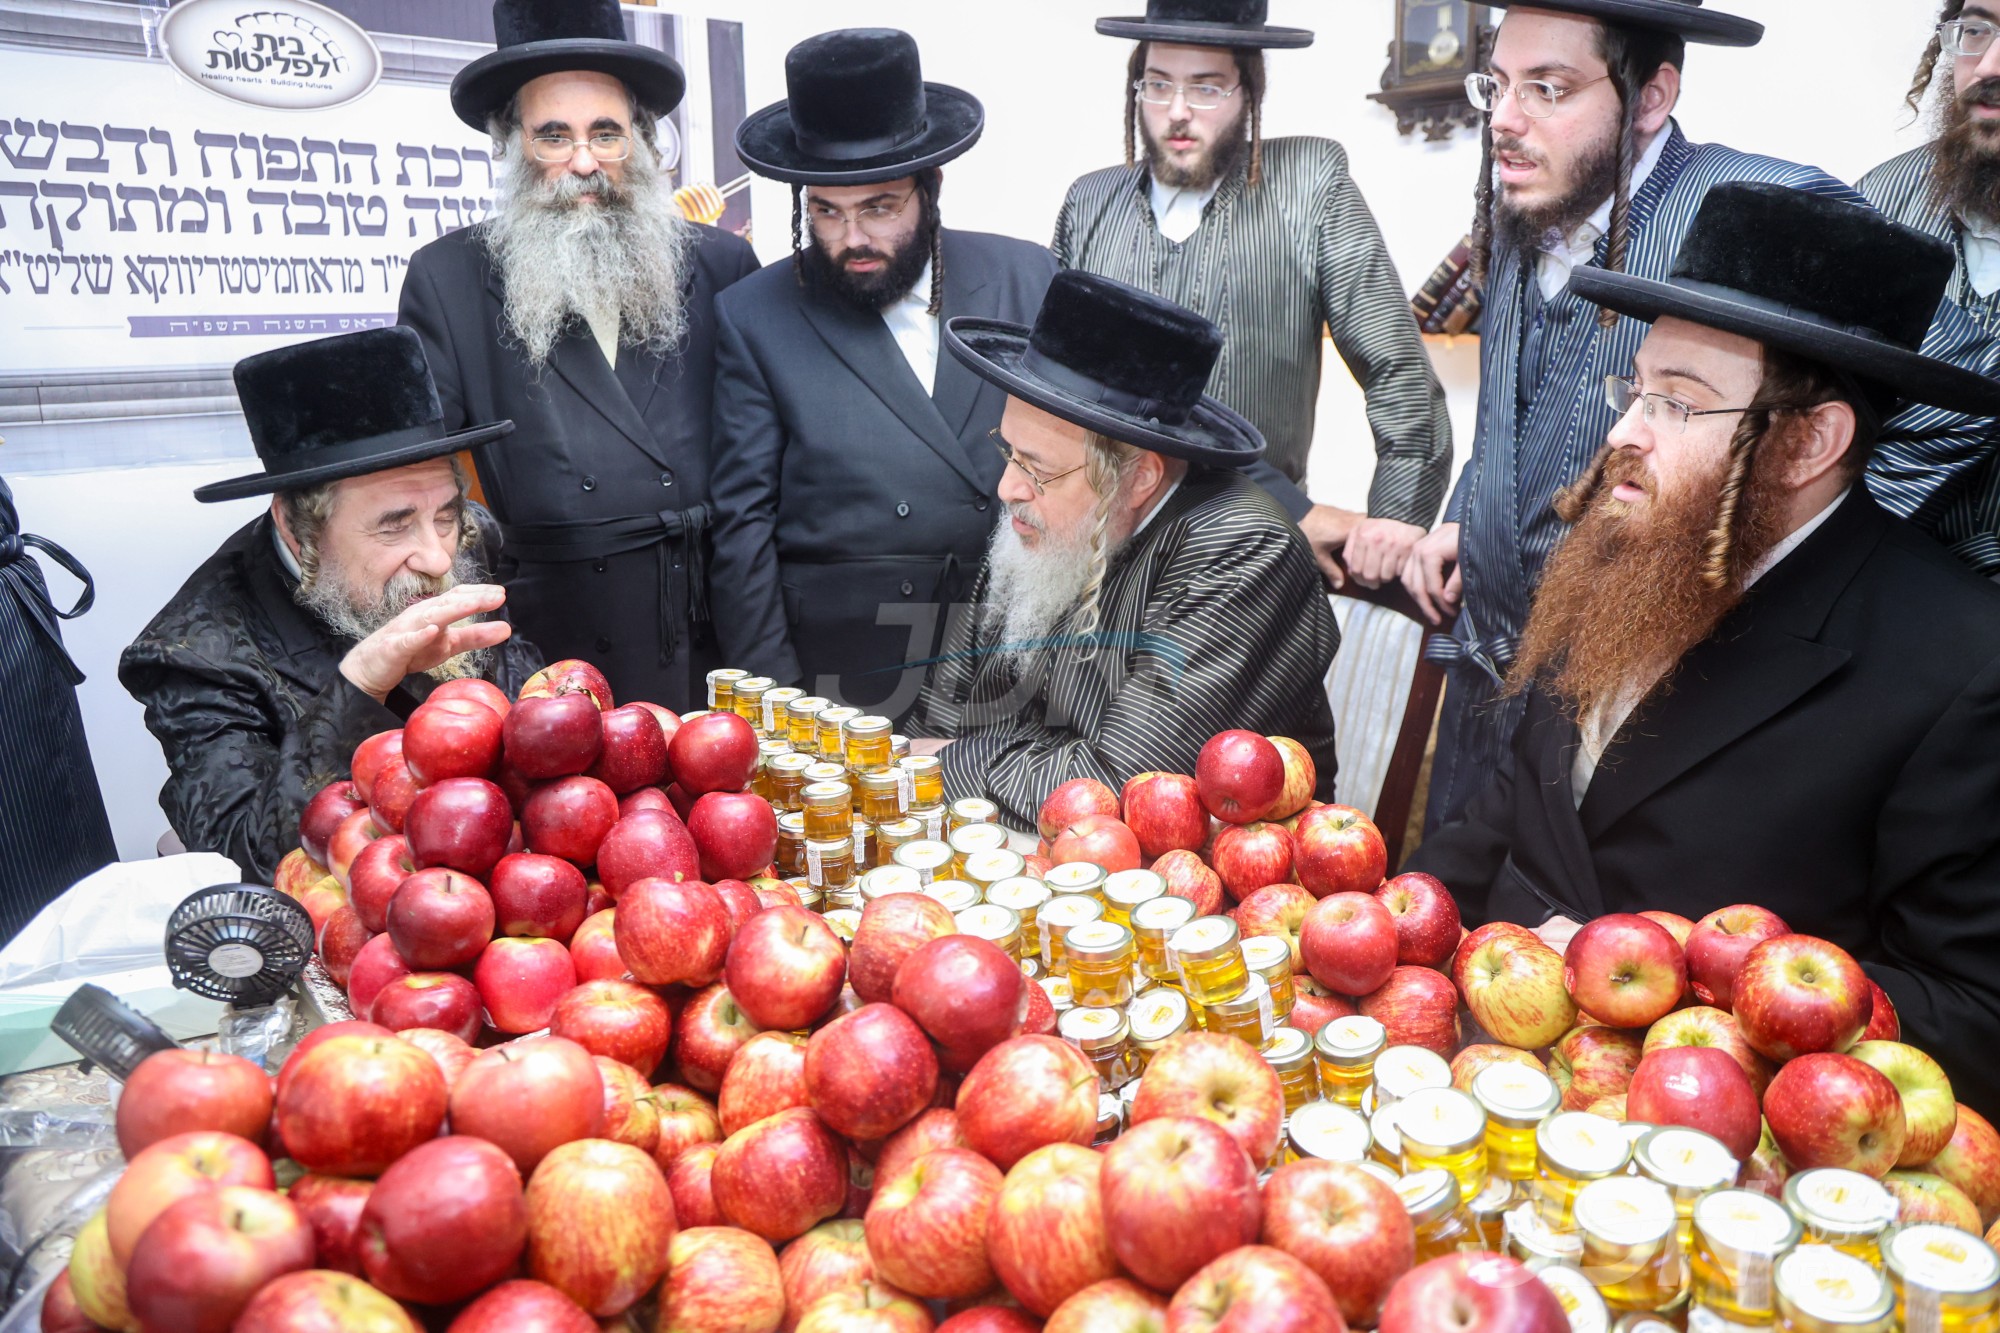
1407 185 2000 1113
1862 2 2000 577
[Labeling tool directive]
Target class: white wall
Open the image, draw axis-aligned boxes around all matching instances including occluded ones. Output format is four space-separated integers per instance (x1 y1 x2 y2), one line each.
8 0 1948 861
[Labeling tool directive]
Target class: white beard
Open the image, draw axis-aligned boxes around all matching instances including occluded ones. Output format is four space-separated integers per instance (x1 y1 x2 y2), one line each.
982 502 1100 663
294 547 491 681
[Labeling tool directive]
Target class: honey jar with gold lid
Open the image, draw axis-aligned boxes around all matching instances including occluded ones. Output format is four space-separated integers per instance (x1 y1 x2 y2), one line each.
858 864 925 903
805 836 855 896
955 903 1022 955
767 751 815 812
785 695 830 749
1474 1062 1562 1183
855 769 906 824
1782 1171 1898 1267
776 811 808 878
1102 869 1167 925
964 849 1028 895
1634 1125 1739 1260
1690 1187 1801 1329
815 706 860 759
1398 1168 1473 1264
948 822 1010 873
1039 973 1074 1017
1128 986 1194 1067
925 880 981 913
1374 1045 1452 1109
1204 974 1275 1050
1541 1263 1614 1333
732 675 774 731
1286 1099 1372 1165
706 667 748 710
947 797 999 833
986 877 1051 955
1263 1025 1317 1114
1039 893 1107 971
1535 1112 1634 1233
891 839 954 885
761 686 804 737
899 754 944 809
1131 895 1198 984
1881 1223 2000 1333
873 816 924 865
1398 1087 1492 1203
1168 916 1249 1005
1510 1200 1588 1271
1043 861 1109 902
844 715 893 773
1239 934 1296 1020
1064 920 1137 1009
801 779 854 841
1773 1246 1894 1333
1315 1015 1389 1109
1575 1176 1683 1314
1060 1005 1139 1091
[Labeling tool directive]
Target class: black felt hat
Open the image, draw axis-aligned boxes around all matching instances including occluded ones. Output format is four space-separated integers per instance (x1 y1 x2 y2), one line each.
195 327 514 504
1483 0 1761 46
1096 0 1314 49
945 271 1265 466
1569 183 2000 417
735 29 984 187
451 0 687 132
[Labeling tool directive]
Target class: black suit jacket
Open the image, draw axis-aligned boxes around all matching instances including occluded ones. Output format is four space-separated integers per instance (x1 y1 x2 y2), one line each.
1408 491 2000 1115
397 222 760 712
708 229 1058 715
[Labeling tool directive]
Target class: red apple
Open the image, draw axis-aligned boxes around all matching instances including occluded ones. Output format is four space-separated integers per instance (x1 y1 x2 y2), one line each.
450 1035 605 1173
1123 773 1208 860
1211 821 1293 902
367 760 422 837
1642 1006 1776 1098
523 775 619 866
276 1033 445 1178
874 1108 971 1189
1129 1032 1285 1168
712 877 764 933
300 781 368 866
726 904 848 1030
712 1107 848 1242
1233 883 1314 968
1764 1052 1908 1177
1167 1244 1345 1333
1378 1253 1568 1333
105 1131 274 1266
673 983 762 1095
66 1211 132 1333
125 1186 314 1333
807 1003 939 1141
720 1031 812 1136
596 808 702 898
617 877 731 987
1863 980 1901 1042
851 893 958 1003
1927 1104 2000 1229
1291 804 1387 898
488 851 589 942
660 1228 786 1333
298 876 350 939
385 868 493 970
1043 1280 1168 1333
550 978 672 1075
1550 1025 1645 1111
1022 976 1059 1036
669 710 761 795
448 1279 597 1332
399 1026 476 1089
1360 966 1461 1059
431 675 511 718
1450 921 1541 992
505 693 604 779
1626 1046 1761 1159
1100 1115 1259 1293
474 935 579 1034
1051 813 1142 873
894 935 1029 1073
587 704 670 794
1563 914 1687 1029
668 1141 723 1229
404 777 513 879
1265 735 1318 821
652 1083 724 1170
954 1035 1098 1170
116 1049 271 1158
404 697 506 784
520 659 613 708
795 1281 933 1333
525 1137 676 1316
1849 1040 1958 1167
359 1135 527 1304
1374 873 1462 968
346 834 414 934
274 1020 392 1101
343 930 414 1019
1289 982 1359 1037
273 846 329 902
317 905 372 990
350 729 406 802
622 785 676 818
986 1142 1118 1315
1039 778 1122 842
1196 730 1285 825
1458 933 1575 1051
1262 1159 1414 1327
39 1275 91 1333
369 972 482 1043
231 1269 426 1333
690 790 781 882
1300 892 1399 997
1684 904 1790 1012
595 1056 661 1154
569 907 624 982
1154 849 1224 917
1883 1172 1983 1232
288 1173 373 1277
865 1146 1003 1300
329 807 388 891
779 1219 887 1332
1733 935 1871 1061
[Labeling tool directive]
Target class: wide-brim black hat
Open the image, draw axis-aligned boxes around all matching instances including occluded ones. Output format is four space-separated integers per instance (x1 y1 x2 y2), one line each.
1097 0 1313 48
1569 183 2000 418
945 271 1265 466
451 0 687 132
736 29 983 186
195 327 514 504
1483 0 1761 47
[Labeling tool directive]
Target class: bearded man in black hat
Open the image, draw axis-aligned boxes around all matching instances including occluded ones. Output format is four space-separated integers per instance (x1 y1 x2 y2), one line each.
909 272 1339 825
120 329 543 883
398 0 758 714
1054 1 1452 593
708 29 1057 716
1408 184 2000 1114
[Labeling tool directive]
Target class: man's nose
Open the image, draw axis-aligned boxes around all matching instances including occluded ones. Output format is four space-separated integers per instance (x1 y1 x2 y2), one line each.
1606 398 1653 455
997 467 1036 506
1489 87 1532 138
407 524 456 579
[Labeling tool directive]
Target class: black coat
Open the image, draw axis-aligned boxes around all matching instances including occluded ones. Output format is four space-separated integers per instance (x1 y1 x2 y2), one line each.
1407 491 2000 1115
118 512 543 884
397 222 759 713
708 229 1058 714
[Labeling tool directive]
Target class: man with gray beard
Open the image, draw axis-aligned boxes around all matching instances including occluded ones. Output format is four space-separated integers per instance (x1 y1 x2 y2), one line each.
122 329 543 883
399 0 758 712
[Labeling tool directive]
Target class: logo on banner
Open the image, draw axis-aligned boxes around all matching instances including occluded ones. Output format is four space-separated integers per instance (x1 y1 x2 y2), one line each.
158 0 383 111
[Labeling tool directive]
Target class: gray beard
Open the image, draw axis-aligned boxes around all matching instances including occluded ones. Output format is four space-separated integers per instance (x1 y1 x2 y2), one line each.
294 549 492 682
982 503 1102 666
485 139 699 369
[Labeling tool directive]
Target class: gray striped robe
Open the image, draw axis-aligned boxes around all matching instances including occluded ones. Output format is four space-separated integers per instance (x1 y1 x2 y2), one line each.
1053 136 1453 525
913 467 1339 829
1426 122 2000 831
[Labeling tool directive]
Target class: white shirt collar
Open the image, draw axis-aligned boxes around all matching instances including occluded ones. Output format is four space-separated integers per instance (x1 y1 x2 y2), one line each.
1743 485 1850 589
1130 472 1184 539
1537 124 1672 299
880 259 939 395
1149 173 1222 245
1960 213 2000 299
271 517 302 581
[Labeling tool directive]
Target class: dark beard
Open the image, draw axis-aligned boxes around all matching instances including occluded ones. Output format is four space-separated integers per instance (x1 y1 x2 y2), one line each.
804 197 941 314
1506 433 1790 723
1931 77 2000 224
1142 111 1249 191
1493 123 1622 256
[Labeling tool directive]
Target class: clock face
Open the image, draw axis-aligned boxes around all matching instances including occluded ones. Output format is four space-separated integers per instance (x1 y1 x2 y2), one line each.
1401 0 1474 79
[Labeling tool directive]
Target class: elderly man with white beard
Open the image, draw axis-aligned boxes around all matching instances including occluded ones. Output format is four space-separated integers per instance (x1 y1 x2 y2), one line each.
398 0 758 713
909 271 1340 825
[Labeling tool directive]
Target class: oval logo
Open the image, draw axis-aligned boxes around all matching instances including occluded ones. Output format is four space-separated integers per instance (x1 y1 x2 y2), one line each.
159 0 382 111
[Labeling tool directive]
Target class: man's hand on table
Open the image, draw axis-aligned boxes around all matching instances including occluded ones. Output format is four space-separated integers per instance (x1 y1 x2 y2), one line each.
340 584 512 704
1343 517 1427 589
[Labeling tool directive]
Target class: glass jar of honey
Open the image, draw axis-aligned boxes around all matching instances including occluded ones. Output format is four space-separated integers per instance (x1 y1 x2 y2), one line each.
891 839 955 885
1881 1224 2000 1333
947 796 1000 832
1511 1200 1589 1271
986 878 1050 957
1400 1169 1473 1264
948 823 1010 874
1634 1126 1739 1262
789 881 824 913
1240 935 1296 1021
1773 1247 1894 1333
1691 1188 1802 1330
1783 1172 1898 1268
1375 1046 1452 1110
765 752 816 813
802 760 848 786
707 667 748 710
787 695 830 750
1576 1176 1683 1314
1128 986 1194 1069
753 739 792 801
761 686 804 737
956 903 1022 955
859 865 926 904
1536 1112 1634 1234
965 850 1028 897
844 715 893 774
890 734 910 761
1315 1015 1389 1110
1132 896 1198 986
925 880 980 913
1043 861 1109 902
1094 1093 1123 1147
801 780 853 841
1263 1026 1318 1114
815 706 860 760
1020 956 1045 982
806 836 855 896
1039 894 1106 971
1204 975 1274 1050
1059 1005 1139 1091
822 907 861 941
1371 1101 1405 1172
1399 1087 1492 1203
1287 1100 1373 1165
1102 869 1167 926
855 769 906 824
1039 974 1074 1018
873 817 924 866
1064 920 1138 1009
733 676 774 731
1541 1263 1614 1333
776 811 808 878
900 753 945 804
1169 916 1249 1005
1468 1177 1520 1252
1474 1062 1562 1183
853 816 876 872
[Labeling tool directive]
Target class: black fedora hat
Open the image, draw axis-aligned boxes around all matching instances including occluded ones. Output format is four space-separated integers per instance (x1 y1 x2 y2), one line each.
1483 0 1761 47
451 0 687 133
195 327 514 504
1569 183 2000 417
736 29 983 187
1097 0 1314 49
945 271 1265 467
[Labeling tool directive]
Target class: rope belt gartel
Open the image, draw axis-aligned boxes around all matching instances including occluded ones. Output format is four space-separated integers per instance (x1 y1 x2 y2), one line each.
500 505 711 668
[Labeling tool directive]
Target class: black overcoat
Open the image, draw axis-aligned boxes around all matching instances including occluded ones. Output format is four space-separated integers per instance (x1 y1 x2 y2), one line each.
397 222 759 713
1408 491 2000 1115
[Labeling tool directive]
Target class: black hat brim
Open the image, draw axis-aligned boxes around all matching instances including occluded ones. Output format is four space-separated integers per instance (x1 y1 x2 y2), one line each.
1482 0 1762 46
450 40 687 131
193 421 516 504
1568 269 2000 417
735 84 984 186
1095 17 1315 47
944 318 1264 467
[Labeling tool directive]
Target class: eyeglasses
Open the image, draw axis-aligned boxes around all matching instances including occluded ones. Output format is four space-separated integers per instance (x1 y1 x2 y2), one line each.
807 189 918 239
1605 376 1756 434
1941 17 2000 58
990 429 1087 495
1465 72 1611 119
1133 78 1241 111
527 133 633 164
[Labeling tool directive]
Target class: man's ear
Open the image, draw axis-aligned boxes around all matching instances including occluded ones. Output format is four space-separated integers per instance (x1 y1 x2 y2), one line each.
1787 400 1859 488
270 495 300 557
1633 61 1680 137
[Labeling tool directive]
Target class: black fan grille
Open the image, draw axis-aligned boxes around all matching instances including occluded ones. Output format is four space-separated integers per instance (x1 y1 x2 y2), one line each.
50 984 179 1081
165 885 314 1006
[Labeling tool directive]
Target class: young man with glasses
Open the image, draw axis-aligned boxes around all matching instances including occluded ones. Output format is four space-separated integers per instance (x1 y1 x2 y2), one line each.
396 0 758 713
707 29 1057 718
1053 1 1452 594
1408 183 2000 1115
1400 0 2000 835
1862 3 2000 578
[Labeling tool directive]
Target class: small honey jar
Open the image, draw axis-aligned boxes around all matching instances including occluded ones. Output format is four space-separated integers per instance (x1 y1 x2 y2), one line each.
1043 861 1109 902
1315 1016 1389 1109
1205 975 1275 1051
1059 1005 1139 1091
1239 935 1296 1021
706 667 748 710
1467 1177 1520 1252
765 751 815 814
956 903 1022 955
1287 1100 1372 1165
788 881 824 913
1128 987 1194 1070
1399 1169 1474 1264
1541 1263 1614 1333
1398 1087 1491 1203
1575 1176 1682 1314
985 877 1050 956
852 816 876 871
776 811 808 878
1093 1092 1123 1147
1371 1100 1405 1172
891 839 955 885
1473 1062 1562 1183
1773 1246 1894 1333
1783 1171 1898 1268
1535 1112 1634 1234
947 797 999 833
753 739 792 800
1039 974 1074 1017
924 880 980 913
1102 869 1167 926
1881 1224 2000 1333
1064 920 1138 1009
814 705 859 759
760 686 804 737
801 780 854 841
785 695 830 749
844 715 893 774
858 864 925 903
1690 1188 1802 1329
855 769 906 824
890 734 910 761
964 849 1028 895
899 754 945 809
1374 1045 1452 1110
1131 896 1198 986
1039 893 1107 970
948 822 1010 874
1168 916 1249 1005
1263 1026 1318 1114
732 675 773 730
1634 1126 1739 1261
805 836 855 897
873 816 924 866
1510 1200 1588 1271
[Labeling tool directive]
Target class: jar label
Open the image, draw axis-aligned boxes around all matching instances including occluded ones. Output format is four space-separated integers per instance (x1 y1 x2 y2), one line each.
763 695 778 733
898 767 914 808
807 842 824 884
925 809 944 840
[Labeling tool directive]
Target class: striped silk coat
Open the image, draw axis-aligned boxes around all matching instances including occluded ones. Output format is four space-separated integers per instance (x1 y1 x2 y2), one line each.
1860 142 2000 576
912 468 1340 829
1425 122 2000 830
1053 137 1452 525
